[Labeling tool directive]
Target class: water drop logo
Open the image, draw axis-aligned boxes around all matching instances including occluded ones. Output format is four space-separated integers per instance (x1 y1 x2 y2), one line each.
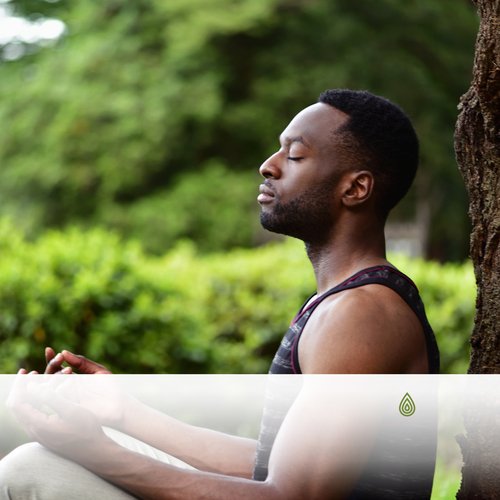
399 392 416 417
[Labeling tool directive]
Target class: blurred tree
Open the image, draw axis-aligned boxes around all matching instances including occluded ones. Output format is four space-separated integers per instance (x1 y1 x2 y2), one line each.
0 0 477 258
1 0 62 18
214 0 478 259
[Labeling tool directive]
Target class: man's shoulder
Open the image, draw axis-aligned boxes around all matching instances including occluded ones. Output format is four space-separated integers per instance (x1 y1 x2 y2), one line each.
308 283 416 332
298 284 427 374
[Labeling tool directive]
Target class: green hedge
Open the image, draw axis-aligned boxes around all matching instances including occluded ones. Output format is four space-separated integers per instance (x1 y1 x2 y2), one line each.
0 220 475 374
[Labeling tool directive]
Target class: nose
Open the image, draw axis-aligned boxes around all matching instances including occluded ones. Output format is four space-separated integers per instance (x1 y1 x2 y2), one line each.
259 151 282 179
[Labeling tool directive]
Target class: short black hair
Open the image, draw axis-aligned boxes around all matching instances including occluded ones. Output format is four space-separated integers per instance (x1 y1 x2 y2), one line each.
318 89 419 217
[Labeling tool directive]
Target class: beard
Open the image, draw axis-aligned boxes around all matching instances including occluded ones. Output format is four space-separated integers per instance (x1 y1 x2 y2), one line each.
259 181 336 245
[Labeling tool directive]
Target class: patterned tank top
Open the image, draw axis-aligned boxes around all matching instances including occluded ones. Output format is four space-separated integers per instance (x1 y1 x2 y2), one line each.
252 265 440 498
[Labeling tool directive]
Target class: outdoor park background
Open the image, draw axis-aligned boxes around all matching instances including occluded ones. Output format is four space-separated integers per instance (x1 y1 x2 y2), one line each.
0 1 481 496
0 0 478 376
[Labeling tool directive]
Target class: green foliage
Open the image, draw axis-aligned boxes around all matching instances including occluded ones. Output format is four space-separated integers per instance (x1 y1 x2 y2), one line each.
100 162 261 254
0 0 478 258
0 219 210 373
0 0 278 234
431 459 461 500
0 222 474 374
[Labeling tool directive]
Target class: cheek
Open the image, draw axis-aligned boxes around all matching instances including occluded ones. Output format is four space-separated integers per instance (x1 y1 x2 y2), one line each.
287 170 316 191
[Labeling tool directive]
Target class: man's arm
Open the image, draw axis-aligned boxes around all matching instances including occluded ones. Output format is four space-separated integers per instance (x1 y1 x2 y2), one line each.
12 374 376 500
84 388 373 500
112 398 257 478
23 285 414 498
42 349 257 478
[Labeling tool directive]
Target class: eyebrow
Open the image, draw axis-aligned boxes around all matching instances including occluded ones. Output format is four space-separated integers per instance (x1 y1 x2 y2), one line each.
279 135 311 148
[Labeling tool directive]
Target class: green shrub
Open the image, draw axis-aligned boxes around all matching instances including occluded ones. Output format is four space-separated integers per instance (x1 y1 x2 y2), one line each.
0 220 210 373
0 221 475 374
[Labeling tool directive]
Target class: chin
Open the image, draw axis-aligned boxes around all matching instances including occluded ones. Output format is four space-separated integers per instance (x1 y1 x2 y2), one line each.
260 214 301 240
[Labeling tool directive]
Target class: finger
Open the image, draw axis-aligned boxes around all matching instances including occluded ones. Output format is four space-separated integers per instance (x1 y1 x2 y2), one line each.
38 384 82 421
61 350 111 374
45 353 65 374
54 367 73 375
7 372 28 409
7 373 41 416
53 376 82 406
45 347 56 364
12 399 39 428
13 398 53 434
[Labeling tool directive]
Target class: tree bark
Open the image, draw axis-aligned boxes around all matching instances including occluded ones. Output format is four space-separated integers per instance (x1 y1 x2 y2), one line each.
455 0 500 372
455 0 500 497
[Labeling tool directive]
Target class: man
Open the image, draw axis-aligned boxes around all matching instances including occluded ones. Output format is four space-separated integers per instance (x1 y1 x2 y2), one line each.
0 89 439 499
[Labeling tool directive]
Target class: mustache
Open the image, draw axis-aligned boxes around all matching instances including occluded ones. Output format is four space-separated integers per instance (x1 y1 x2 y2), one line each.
263 180 276 194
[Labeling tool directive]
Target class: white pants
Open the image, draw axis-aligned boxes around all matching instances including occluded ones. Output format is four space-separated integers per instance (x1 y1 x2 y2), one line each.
0 429 194 500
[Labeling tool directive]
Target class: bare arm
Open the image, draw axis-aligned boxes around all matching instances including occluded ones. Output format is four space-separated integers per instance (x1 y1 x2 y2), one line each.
15 299 393 500
12 375 376 500
115 398 257 478
21 285 419 498
42 348 257 478
79 388 373 500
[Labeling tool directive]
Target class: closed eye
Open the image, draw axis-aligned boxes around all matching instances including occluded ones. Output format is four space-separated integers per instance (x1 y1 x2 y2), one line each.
287 157 304 162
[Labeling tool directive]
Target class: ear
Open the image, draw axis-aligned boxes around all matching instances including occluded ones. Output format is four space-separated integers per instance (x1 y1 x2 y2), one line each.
340 170 375 208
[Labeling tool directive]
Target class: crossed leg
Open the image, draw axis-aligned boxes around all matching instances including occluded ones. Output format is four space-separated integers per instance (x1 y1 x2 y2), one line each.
0 429 194 500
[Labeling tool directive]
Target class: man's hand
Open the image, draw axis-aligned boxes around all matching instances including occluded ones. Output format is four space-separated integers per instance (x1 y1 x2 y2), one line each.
15 348 126 428
44 347 112 375
7 373 109 463
43 348 133 428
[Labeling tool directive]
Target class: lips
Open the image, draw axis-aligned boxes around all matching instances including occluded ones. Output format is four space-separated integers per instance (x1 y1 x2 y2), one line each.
257 183 276 204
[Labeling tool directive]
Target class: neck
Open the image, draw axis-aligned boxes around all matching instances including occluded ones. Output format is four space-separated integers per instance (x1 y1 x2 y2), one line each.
305 216 388 295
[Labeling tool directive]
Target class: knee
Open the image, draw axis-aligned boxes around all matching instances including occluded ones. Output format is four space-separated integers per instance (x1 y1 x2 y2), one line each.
0 442 135 500
0 442 52 496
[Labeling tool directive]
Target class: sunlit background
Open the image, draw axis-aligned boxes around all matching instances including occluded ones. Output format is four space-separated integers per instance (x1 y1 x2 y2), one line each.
0 4 477 374
0 3 482 497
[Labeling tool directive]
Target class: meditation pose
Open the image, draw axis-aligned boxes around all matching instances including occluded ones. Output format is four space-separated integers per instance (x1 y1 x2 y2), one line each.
0 89 439 499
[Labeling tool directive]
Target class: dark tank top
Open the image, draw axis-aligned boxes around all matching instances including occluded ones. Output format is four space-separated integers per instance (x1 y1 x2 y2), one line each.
253 265 440 498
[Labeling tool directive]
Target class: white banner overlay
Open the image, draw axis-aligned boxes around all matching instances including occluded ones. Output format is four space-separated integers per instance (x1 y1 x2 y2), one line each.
0 375 498 498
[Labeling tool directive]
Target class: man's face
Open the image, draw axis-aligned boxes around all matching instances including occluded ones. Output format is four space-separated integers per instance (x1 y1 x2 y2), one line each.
258 103 349 244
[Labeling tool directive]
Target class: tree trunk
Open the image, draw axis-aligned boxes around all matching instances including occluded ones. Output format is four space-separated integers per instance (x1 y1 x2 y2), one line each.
455 0 500 373
455 0 500 497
